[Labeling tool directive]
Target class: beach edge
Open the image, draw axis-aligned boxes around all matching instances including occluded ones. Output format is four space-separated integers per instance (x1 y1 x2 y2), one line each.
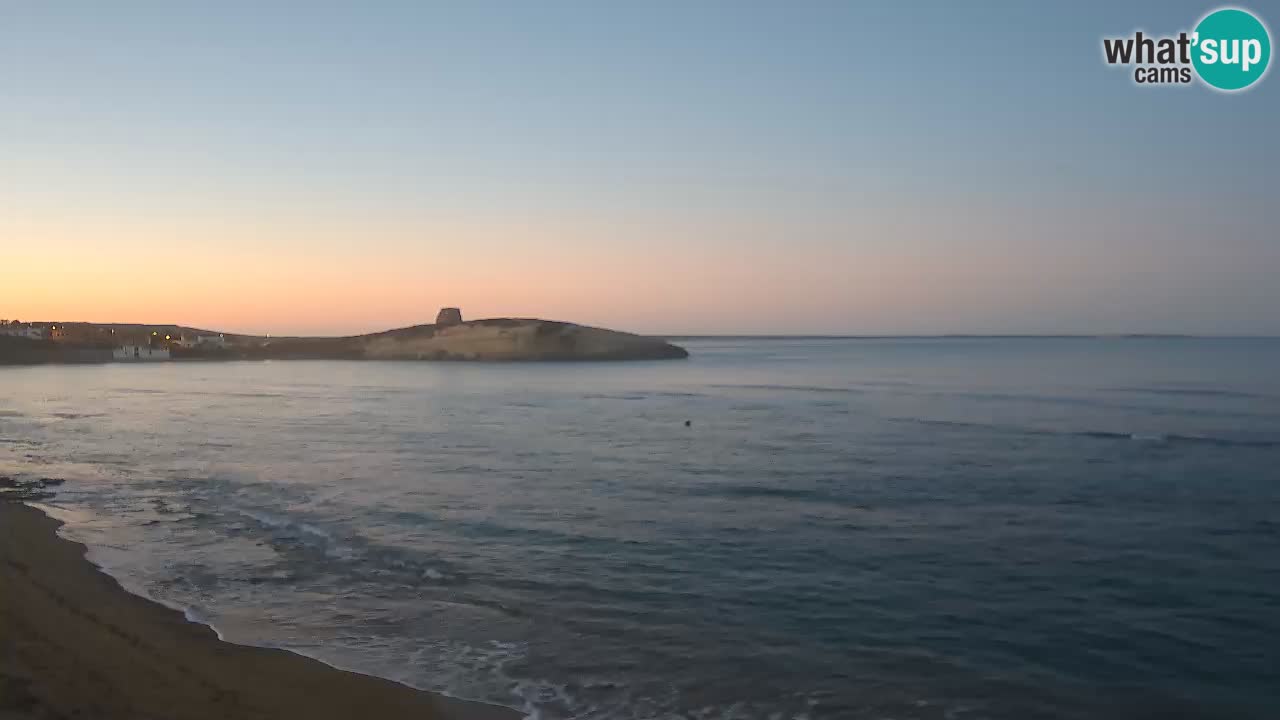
0 501 523 720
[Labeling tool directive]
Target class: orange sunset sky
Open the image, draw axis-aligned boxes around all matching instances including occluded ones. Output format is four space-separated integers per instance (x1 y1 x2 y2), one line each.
4 3 1277 336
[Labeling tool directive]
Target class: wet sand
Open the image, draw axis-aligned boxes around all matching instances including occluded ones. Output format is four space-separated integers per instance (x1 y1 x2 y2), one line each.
0 501 520 720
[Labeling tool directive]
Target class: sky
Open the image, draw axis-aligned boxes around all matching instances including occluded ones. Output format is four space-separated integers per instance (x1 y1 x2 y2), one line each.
2 0 1278 335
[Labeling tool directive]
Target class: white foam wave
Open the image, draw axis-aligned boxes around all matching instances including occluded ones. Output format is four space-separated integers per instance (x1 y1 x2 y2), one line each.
180 606 227 641
237 507 291 528
299 522 334 541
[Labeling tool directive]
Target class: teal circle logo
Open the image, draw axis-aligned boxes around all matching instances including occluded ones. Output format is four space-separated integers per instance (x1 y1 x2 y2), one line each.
1192 8 1271 91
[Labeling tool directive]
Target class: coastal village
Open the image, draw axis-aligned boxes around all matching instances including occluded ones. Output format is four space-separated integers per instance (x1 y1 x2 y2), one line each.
0 320 228 362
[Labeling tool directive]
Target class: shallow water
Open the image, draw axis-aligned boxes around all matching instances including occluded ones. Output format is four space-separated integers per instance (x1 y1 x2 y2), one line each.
2 337 1279 719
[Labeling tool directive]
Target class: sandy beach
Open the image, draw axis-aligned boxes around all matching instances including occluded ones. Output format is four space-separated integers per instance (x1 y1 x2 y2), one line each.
0 501 520 720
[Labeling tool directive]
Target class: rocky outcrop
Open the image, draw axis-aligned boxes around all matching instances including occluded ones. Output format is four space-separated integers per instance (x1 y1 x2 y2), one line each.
0 476 62 502
361 319 688 361
435 307 462 326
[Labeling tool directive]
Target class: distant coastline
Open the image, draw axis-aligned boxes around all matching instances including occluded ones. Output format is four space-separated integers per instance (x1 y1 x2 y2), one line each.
8 321 1275 367
0 311 689 365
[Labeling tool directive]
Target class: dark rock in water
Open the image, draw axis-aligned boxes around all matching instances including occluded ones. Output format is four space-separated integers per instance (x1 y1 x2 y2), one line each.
0 488 54 502
435 307 463 326
684 420 692 427
0 476 64 502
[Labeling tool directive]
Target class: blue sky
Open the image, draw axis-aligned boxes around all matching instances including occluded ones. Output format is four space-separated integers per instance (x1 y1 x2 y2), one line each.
2 1 1277 334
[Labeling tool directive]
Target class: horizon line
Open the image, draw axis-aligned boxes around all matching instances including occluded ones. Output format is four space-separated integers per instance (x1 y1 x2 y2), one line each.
8 320 1280 341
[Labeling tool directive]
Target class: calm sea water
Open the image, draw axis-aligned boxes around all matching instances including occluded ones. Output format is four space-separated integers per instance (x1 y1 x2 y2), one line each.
2 338 1279 719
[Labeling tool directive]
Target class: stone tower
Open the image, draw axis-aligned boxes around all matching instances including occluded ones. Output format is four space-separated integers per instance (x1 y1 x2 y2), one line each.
435 307 463 326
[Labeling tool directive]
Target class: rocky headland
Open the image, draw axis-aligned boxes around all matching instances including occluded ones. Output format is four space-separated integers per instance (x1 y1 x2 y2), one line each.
0 310 689 364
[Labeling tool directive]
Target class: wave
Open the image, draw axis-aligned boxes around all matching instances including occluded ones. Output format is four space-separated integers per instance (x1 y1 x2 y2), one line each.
237 507 337 544
708 383 864 395
234 507 358 560
1108 386 1275 400
681 484 880 513
918 388 1280 421
1073 431 1280 448
32 502 230 641
233 506 459 577
902 418 1280 448
687 484 828 501
180 606 227 641
36 499 518 717
114 388 292 399
581 391 706 400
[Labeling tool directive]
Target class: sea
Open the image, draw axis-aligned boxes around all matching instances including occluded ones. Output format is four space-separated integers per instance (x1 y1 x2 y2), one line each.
2 337 1278 720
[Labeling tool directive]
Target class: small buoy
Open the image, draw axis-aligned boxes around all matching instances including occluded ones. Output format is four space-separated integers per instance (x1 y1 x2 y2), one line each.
684 420 692 427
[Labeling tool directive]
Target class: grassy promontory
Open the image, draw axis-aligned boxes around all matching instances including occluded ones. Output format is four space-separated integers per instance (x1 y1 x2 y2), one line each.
224 318 688 361
0 318 689 364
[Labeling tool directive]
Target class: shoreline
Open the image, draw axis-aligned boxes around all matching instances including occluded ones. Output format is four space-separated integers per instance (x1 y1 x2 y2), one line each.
0 501 522 720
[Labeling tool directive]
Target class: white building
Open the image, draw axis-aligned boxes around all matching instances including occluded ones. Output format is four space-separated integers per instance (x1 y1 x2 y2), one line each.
113 345 170 361
176 333 227 349
0 324 46 339
196 334 227 348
